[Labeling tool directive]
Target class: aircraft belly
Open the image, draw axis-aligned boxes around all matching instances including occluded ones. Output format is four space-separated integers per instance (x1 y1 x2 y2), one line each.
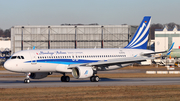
39 63 57 72
22 63 57 72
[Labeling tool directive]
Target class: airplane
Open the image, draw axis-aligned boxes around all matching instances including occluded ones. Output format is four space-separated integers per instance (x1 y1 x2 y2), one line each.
162 48 180 58
4 16 160 83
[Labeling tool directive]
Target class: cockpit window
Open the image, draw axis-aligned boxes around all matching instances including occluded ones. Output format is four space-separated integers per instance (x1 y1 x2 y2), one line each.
11 56 25 59
21 56 24 59
11 56 17 59
17 56 21 59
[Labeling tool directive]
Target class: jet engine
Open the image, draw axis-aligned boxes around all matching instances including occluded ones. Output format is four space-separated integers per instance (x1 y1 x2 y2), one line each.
30 72 49 79
72 66 93 79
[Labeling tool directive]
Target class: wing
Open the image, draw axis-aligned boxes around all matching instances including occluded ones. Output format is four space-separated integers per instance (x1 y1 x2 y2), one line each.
142 42 175 57
141 51 167 56
87 56 152 66
69 56 153 68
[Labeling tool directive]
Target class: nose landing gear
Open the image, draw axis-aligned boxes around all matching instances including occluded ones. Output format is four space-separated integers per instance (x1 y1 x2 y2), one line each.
24 72 31 83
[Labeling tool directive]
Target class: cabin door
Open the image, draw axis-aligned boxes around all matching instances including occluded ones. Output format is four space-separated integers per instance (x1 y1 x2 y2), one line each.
72 54 78 62
30 52 37 64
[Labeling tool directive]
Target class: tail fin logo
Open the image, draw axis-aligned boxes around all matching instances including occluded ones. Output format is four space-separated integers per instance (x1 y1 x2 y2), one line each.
124 16 151 49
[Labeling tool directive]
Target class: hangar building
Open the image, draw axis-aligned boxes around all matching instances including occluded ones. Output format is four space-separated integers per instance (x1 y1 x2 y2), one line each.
0 37 11 51
155 25 180 52
11 25 138 53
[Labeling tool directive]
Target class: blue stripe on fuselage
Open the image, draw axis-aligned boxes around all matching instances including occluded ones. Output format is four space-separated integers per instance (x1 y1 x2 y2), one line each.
24 59 100 65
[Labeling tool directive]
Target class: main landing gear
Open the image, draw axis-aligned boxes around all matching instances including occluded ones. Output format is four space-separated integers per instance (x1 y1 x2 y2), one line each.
61 73 70 82
90 76 99 82
90 69 99 82
24 72 31 83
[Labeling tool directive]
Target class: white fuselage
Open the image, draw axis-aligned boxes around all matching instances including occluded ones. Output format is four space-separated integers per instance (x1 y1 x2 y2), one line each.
4 48 153 73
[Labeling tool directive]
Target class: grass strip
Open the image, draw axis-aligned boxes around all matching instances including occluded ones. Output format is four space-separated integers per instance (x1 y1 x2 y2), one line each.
0 85 180 101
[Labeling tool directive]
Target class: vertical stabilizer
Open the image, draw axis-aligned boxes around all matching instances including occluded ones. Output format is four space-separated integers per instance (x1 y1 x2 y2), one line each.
124 16 151 49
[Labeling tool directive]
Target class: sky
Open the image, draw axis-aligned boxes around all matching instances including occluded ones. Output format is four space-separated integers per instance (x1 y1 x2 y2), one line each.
0 0 180 30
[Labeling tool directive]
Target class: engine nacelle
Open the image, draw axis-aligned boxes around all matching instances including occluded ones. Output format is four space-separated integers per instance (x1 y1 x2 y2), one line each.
72 66 93 79
30 72 49 79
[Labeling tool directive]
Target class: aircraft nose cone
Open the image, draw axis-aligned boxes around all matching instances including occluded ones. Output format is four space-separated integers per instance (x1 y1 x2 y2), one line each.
4 61 11 71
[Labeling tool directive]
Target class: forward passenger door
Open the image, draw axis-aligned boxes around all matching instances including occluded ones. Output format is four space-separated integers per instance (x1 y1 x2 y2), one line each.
30 52 37 64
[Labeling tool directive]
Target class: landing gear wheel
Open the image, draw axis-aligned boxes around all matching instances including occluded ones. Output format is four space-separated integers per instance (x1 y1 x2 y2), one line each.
90 76 95 82
94 76 99 82
24 72 31 83
61 76 65 82
61 76 70 82
24 79 30 83
90 76 99 82
65 76 70 82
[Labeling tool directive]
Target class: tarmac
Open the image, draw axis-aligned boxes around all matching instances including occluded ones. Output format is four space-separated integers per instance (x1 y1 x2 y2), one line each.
1 76 180 88
1 69 180 88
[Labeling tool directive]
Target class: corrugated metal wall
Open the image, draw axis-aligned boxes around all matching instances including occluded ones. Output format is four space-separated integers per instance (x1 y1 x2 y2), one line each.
11 25 135 53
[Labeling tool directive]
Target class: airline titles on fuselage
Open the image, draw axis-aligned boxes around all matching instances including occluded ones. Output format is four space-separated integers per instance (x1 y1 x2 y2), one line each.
37 50 126 57
38 51 67 55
